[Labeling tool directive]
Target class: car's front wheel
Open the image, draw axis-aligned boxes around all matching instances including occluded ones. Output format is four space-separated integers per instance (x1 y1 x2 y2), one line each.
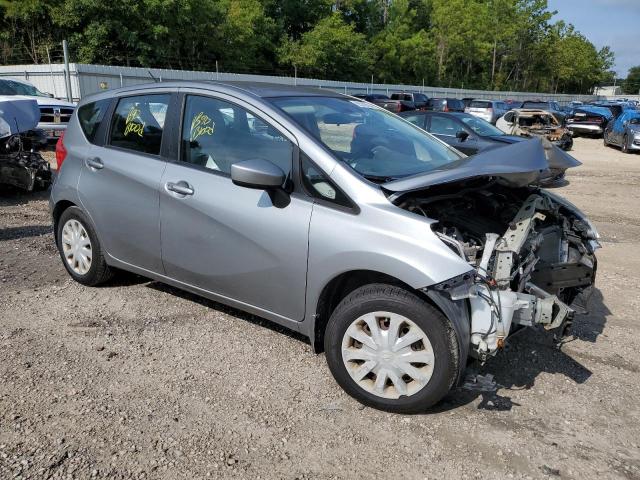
56 206 114 286
324 284 459 413
622 134 630 154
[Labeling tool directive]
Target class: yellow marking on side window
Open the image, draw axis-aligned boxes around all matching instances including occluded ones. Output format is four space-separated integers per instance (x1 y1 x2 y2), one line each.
190 112 215 141
123 105 145 137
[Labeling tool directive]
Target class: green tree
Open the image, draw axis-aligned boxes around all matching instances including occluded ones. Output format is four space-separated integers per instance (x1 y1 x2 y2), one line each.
372 0 435 84
278 13 372 81
624 66 640 95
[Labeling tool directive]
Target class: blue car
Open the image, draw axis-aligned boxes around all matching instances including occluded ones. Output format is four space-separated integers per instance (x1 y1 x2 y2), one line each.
604 110 640 153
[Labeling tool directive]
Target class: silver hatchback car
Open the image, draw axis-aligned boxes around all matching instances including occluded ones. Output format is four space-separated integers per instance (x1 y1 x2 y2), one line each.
50 82 598 413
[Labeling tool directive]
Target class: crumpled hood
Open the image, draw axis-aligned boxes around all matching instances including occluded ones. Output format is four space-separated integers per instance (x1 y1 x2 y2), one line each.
0 97 40 138
382 138 581 195
485 134 525 144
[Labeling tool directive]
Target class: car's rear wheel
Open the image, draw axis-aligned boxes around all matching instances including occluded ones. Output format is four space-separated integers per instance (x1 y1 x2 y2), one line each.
56 207 113 286
603 131 609 146
324 284 458 413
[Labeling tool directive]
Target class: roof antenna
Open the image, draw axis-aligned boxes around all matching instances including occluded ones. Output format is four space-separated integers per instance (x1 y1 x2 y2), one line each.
148 70 159 83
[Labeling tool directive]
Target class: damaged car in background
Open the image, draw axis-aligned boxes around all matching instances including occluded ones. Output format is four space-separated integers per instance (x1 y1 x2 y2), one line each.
50 84 597 413
565 105 613 137
496 108 573 151
0 96 51 191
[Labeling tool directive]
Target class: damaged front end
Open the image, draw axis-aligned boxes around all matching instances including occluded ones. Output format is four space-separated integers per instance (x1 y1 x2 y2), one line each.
505 109 573 151
0 96 52 192
385 139 598 360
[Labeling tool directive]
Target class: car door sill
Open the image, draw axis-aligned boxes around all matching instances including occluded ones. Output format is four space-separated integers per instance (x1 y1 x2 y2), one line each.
105 253 304 332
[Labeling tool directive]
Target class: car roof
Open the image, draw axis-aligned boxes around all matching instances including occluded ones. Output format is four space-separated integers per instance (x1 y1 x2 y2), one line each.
84 80 346 100
400 111 468 118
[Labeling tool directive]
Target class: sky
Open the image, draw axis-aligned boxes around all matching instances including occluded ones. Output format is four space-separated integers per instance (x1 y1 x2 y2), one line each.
546 0 640 78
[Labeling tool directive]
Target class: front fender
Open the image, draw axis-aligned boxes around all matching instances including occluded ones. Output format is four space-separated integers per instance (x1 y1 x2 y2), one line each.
302 200 473 338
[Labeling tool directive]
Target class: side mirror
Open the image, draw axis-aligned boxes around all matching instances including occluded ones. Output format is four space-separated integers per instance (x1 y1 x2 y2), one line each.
456 130 470 141
231 159 285 190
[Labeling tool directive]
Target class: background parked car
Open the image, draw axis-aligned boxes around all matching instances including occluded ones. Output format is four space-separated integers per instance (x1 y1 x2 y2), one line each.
521 100 566 123
400 110 525 156
390 92 429 110
588 101 634 120
603 109 640 153
0 78 75 143
565 106 613 137
504 99 524 109
496 108 573 150
353 93 415 112
425 97 465 112
464 99 508 124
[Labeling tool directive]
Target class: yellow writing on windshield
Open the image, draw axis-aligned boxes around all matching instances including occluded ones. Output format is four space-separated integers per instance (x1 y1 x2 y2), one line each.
190 111 215 141
124 106 145 137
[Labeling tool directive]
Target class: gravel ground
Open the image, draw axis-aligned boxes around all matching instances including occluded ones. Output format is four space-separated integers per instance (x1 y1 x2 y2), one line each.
1 139 639 479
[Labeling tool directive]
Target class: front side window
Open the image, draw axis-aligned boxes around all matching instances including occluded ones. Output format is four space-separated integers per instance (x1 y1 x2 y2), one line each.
78 99 111 143
109 94 170 155
181 95 293 176
270 96 463 182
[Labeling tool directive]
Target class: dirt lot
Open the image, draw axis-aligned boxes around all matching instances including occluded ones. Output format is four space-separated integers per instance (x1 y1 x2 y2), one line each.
1 138 639 479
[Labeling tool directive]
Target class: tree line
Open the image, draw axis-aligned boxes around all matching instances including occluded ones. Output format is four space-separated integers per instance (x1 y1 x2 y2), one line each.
0 0 618 94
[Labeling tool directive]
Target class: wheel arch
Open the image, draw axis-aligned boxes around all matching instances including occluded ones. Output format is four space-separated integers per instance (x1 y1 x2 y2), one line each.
310 269 457 353
52 200 77 245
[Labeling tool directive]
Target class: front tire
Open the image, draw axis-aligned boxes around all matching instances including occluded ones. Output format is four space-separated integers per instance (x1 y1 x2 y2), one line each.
324 284 459 413
56 207 114 286
622 135 630 154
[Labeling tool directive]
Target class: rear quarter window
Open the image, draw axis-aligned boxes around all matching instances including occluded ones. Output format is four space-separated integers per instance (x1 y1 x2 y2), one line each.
77 99 111 143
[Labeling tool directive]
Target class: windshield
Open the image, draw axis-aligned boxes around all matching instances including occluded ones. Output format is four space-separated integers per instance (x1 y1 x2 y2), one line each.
459 115 504 136
0 79 46 97
270 96 464 181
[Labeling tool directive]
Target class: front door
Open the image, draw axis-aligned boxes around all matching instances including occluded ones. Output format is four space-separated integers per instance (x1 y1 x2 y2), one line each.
159 93 312 321
78 93 172 273
427 115 478 155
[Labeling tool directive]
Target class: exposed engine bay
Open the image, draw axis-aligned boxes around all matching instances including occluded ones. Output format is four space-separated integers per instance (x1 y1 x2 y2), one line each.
0 96 51 192
496 109 573 151
398 180 598 359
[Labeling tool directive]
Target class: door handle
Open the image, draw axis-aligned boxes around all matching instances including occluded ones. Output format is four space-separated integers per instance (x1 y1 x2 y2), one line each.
165 181 194 196
85 157 104 170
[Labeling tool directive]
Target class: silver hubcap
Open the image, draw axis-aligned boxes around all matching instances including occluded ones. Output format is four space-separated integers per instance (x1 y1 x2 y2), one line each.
341 312 435 399
61 219 92 275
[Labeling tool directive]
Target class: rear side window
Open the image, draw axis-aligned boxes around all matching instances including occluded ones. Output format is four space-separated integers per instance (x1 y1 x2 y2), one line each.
77 99 110 143
470 101 491 108
109 94 170 155
403 114 426 128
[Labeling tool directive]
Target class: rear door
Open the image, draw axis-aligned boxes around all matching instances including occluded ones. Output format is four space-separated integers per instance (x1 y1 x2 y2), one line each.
77 92 174 273
159 92 312 321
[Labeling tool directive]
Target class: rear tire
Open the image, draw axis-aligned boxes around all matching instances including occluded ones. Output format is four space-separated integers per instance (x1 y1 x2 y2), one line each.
603 131 609 146
324 284 459 413
56 207 114 286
